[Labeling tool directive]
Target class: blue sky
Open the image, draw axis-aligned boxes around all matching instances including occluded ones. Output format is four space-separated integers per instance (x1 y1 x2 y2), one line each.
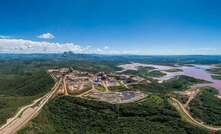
0 0 221 55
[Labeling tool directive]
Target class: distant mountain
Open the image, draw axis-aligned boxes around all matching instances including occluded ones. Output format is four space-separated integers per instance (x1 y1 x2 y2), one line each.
0 53 221 64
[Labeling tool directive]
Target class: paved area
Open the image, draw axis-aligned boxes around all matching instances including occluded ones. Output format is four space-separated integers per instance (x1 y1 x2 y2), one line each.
88 91 146 104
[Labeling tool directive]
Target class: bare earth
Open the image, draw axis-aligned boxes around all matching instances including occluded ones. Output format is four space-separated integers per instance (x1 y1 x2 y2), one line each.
170 97 221 132
0 78 60 134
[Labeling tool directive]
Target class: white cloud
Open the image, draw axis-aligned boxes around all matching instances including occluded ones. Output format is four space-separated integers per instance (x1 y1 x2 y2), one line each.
0 38 87 53
104 46 109 49
0 38 125 54
37 33 55 39
96 48 103 52
0 37 220 55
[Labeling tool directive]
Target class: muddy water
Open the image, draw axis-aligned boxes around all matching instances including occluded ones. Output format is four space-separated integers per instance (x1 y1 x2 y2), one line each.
118 63 221 94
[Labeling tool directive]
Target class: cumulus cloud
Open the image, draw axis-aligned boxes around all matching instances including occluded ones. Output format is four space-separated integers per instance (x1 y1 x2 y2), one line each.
104 46 109 49
1 37 220 55
0 38 88 53
37 33 55 39
0 38 132 54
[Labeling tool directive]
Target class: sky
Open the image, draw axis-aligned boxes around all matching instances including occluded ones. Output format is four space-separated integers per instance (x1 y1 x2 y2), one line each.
0 0 221 55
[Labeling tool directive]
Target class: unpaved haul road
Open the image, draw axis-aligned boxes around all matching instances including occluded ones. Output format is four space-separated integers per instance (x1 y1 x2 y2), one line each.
170 97 221 132
0 78 61 134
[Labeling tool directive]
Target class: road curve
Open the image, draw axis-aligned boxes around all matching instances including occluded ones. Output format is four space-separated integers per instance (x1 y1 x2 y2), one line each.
0 78 61 134
169 97 221 132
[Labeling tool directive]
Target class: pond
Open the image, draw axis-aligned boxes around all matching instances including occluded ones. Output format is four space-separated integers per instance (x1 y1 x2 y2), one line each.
118 63 221 94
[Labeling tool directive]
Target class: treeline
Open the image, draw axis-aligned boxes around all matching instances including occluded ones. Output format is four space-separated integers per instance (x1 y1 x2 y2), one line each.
0 59 121 74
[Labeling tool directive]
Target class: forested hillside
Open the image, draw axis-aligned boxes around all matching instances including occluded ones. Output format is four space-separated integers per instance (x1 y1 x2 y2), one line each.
0 62 54 125
19 96 209 134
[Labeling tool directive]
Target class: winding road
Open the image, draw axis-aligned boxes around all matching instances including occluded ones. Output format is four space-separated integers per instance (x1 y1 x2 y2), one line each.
169 97 221 132
0 76 61 134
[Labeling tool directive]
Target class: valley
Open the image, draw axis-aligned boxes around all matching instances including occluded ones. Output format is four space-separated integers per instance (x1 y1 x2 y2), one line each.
0 56 221 134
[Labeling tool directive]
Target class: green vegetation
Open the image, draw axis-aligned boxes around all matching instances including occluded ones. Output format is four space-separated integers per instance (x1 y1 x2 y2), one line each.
0 59 122 127
211 75 221 80
189 88 221 126
130 75 206 94
149 70 166 77
19 96 209 134
0 55 220 133
0 63 54 125
207 67 221 75
0 59 122 126
175 94 189 104
0 96 36 125
108 85 127 91
123 67 166 79
0 59 121 75
165 68 183 72
0 71 54 96
207 67 221 80
71 61 121 73
163 75 207 91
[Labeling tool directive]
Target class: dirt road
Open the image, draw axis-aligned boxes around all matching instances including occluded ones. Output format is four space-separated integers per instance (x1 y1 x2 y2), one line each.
184 89 200 108
170 97 221 131
63 76 69 96
102 81 109 92
77 80 95 97
0 78 61 134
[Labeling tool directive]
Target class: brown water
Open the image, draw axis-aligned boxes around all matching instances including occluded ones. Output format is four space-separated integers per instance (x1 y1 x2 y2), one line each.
118 63 221 94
